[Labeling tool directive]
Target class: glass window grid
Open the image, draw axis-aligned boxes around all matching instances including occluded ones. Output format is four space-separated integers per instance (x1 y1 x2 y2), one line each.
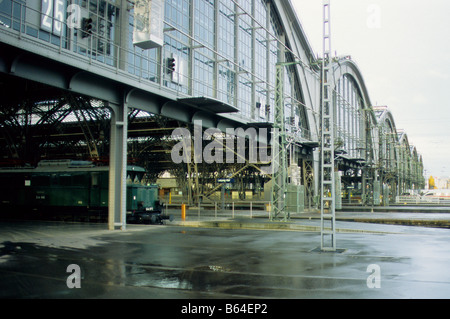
193 48 215 97
218 1 235 61
1 0 310 137
165 0 190 34
194 0 214 48
335 75 365 159
238 72 252 118
218 62 235 105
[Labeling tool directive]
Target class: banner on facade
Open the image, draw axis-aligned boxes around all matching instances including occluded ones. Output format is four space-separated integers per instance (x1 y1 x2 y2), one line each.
133 0 164 49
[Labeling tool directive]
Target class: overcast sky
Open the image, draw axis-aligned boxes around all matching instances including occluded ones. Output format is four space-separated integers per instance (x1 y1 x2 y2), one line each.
292 0 450 179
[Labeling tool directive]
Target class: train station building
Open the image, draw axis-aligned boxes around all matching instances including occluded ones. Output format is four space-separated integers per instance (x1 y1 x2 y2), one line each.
0 0 425 229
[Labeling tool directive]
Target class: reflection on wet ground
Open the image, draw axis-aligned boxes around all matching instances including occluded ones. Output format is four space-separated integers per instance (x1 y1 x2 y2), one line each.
2 220 450 299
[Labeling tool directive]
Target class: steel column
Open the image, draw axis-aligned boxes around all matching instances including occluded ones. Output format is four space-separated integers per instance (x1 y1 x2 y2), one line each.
320 0 336 251
270 62 288 221
108 102 128 230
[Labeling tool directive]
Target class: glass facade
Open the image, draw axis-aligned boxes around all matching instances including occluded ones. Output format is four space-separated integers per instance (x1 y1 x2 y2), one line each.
0 0 310 137
159 0 309 135
334 74 364 159
0 0 426 198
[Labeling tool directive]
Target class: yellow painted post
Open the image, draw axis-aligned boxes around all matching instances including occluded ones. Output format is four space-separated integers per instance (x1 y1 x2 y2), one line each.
181 204 186 221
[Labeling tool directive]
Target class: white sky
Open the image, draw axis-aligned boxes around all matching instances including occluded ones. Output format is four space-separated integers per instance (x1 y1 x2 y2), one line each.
292 0 450 178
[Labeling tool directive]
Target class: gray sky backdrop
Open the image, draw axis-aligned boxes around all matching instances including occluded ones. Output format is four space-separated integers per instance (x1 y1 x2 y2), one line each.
293 0 450 179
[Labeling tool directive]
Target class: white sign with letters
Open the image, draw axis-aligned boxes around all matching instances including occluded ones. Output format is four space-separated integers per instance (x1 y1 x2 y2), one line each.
41 0 66 35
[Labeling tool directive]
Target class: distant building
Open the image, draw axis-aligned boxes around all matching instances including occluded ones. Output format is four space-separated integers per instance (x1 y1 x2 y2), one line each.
435 176 450 189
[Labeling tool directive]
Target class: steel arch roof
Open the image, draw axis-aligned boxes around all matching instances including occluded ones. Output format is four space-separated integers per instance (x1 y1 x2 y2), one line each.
373 106 398 133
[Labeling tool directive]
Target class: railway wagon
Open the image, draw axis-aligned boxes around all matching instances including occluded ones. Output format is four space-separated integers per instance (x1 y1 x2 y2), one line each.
0 160 171 224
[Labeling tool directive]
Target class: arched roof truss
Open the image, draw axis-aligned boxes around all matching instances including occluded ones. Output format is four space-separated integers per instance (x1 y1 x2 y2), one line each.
373 106 398 172
331 60 373 163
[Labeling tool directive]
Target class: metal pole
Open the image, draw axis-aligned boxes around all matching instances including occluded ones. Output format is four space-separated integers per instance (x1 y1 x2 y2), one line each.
232 202 234 219
182 204 186 221
270 61 288 222
320 0 336 251
108 102 128 231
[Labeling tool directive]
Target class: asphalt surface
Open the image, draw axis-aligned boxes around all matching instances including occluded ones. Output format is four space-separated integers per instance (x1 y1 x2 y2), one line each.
1 207 450 302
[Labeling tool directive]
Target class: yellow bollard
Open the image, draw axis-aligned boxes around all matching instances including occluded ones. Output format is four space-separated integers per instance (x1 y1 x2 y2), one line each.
181 204 186 221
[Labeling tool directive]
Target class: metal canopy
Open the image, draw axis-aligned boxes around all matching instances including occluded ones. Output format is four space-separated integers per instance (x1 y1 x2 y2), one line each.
247 122 273 129
178 97 239 113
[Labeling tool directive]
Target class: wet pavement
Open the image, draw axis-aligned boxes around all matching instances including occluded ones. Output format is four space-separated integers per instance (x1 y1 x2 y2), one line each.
2 210 450 300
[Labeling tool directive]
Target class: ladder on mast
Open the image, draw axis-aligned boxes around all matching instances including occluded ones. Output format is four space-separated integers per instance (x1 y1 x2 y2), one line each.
320 0 337 251
270 62 288 222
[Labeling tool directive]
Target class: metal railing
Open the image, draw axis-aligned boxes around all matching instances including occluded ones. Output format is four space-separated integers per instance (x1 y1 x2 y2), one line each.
395 195 450 206
164 200 274 221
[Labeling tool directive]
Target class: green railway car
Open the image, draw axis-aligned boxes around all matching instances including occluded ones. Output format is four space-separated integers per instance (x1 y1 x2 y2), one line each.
0 160 171 224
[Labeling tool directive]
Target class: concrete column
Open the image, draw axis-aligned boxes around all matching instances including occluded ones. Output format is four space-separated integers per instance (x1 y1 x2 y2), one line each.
108 102 128 230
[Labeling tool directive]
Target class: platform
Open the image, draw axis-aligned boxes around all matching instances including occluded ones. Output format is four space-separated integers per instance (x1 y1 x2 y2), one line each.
2 207 450 300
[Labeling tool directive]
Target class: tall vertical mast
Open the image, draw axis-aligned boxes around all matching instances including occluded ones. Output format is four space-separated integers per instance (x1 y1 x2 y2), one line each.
320 0 337 251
